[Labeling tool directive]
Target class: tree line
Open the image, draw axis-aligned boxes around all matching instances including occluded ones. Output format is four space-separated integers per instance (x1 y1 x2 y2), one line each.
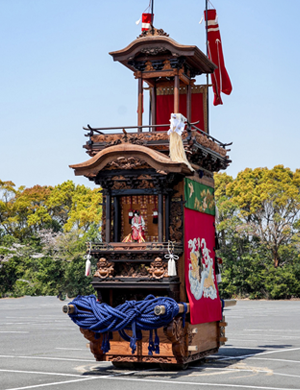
1 165 300 299
215 165 300 299
0 180 102 298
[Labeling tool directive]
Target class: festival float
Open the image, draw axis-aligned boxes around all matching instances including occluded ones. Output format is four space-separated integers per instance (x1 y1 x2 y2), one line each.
63 6 235 369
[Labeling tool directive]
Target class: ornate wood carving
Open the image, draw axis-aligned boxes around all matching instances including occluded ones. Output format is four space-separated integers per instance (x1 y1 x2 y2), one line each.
162 59 172 70
148 257 168 279
80 328 105 361
145 60 154 71
169 198 183 242
107 355 137 363
138 26 169 39
142 356 174 363
114 262 149 278
164 317 186 363
94 258 115 279
140 46 168 55
107 355 175 364
105 157 149 171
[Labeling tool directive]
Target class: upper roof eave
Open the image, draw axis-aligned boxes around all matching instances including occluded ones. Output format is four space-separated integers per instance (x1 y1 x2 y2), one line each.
109 34 216 74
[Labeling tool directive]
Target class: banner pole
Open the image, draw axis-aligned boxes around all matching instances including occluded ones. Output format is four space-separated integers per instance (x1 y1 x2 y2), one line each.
151 0 154 24
205 0 210 134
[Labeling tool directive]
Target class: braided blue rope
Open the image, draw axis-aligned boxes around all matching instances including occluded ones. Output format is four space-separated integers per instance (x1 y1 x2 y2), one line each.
68 294 186 355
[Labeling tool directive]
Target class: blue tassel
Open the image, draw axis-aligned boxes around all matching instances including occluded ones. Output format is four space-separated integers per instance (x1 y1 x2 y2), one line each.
130 321 137 354
154 329 160 354
148 329 154 355
101 333 110 353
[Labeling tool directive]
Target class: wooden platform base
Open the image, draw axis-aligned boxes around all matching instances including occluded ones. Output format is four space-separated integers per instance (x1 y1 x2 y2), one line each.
80 316 227 367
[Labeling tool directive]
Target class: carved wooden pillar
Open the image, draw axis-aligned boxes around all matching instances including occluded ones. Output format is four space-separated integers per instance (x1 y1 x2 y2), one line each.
187 83 192 122
174 74 180 113
165 194 170 242
151 82 156 132
158 192 163 242
113 196 120 242
138 78 143 132
105 193 111 243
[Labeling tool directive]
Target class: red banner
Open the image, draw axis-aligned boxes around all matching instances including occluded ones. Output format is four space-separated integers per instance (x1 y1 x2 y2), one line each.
204 9 232 106
184 208 222 324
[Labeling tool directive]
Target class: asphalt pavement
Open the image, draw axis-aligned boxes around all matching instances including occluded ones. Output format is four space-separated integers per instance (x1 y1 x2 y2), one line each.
0 296 300 390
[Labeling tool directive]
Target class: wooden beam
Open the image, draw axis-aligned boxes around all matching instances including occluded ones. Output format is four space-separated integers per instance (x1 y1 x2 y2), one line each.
151 83 156 132
138 78 143 132
113 196 120 242
106 194 111 243
158 193 163 242
187 83 192 122
174 74 179 113
165 194 170 242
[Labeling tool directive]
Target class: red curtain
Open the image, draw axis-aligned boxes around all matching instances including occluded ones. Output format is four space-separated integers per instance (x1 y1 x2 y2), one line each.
155 88 205 131
184 208 222 324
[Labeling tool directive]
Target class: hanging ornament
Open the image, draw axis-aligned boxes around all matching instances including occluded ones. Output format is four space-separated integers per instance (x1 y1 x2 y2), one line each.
85 243 92 276
85 254 92 277
165 241 178 277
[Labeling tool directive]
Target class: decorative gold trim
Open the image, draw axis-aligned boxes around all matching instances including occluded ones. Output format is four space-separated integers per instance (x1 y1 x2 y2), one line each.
156 84 206 96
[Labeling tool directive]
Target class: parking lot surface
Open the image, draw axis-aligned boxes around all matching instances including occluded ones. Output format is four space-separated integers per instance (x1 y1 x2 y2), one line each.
0 296 300 390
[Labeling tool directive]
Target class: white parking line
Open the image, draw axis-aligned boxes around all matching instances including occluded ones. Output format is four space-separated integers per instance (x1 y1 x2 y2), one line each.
55 348 86 351
4 376 98 390
4 373 300 390
0 355 95 362
0 369 83 377
190 366 300 379
249 357 300 364
218 347 300 361
75 375 300 390
0 331 29 334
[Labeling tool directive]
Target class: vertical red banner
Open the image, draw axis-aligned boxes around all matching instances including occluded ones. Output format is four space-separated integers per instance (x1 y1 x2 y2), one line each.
184 208 222 324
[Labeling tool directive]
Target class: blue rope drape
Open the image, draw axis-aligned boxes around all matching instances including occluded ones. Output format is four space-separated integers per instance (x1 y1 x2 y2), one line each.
68 294 187 355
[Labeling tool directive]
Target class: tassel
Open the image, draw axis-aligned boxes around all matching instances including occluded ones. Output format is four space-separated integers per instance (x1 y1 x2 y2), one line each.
85 254 91 276
199 16 203 24
148 329 154 355
165 241 178 277
167 256 177 276
130 321 137 354
101 333 110 353
136 16 141 25
154 329 160 354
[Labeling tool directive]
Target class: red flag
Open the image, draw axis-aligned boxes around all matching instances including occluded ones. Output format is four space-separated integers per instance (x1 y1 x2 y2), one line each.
204 9 232 106
142 13 153 31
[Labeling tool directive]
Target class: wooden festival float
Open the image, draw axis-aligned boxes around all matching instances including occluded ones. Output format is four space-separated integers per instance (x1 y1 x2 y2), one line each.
63 24 235 369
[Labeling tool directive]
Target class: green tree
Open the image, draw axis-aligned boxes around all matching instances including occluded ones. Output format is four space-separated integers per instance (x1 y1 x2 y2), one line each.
226 166 300 267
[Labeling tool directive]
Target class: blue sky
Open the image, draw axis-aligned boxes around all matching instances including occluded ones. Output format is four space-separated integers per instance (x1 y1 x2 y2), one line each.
1 0 299 189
